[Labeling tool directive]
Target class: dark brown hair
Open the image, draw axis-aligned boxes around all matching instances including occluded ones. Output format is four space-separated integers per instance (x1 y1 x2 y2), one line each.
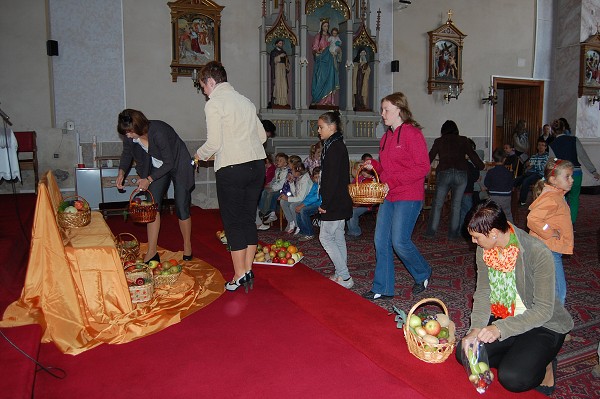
199 61 228 84
117 109 149 136
466 200 510 235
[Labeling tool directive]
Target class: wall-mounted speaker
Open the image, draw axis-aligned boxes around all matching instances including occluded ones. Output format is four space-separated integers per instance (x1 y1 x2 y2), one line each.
46 40 59 56
391 60 399 73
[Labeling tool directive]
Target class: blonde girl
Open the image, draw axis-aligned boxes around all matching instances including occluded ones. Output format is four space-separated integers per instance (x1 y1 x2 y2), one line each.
527 158 574 304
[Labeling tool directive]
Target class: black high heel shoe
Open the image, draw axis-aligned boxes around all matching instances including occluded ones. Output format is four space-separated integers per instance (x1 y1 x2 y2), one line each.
245 270 255 290
225 274 249 293
183 253 193 261
145 252 160 264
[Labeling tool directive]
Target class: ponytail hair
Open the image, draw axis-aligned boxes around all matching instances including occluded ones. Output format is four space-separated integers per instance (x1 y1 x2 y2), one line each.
319 110 343 134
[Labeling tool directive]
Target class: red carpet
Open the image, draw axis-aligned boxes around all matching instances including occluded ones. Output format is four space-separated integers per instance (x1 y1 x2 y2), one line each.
1 196 547 398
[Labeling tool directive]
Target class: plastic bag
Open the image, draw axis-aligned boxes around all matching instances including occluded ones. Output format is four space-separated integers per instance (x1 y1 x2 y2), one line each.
461 339 494 393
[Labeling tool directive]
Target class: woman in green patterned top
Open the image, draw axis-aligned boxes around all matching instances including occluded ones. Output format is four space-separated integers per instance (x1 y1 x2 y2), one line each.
456 200 573 395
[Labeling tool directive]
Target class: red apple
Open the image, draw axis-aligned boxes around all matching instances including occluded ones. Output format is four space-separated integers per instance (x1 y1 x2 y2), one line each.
74 200 84 210
424 319 441 336
279 258 288 264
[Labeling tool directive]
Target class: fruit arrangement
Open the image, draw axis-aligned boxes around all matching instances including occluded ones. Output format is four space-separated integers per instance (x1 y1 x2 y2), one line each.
466 344 494 393
124 258 182 277
406 312 456 346
254 238 303 265
58 198 89 213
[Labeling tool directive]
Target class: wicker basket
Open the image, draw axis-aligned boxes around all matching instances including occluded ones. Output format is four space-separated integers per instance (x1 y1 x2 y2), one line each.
153 271 182 287
115 233 140 264
128 190 158 223
125 266 154 303
403 298 456 364
348 166 389 205
57 195 92 229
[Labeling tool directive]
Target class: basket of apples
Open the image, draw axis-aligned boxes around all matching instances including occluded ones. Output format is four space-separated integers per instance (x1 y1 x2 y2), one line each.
253 238 303 266
57 195 91 228
148 258 183 287
128 189 158 223
123 261 154 303
403 298 457 363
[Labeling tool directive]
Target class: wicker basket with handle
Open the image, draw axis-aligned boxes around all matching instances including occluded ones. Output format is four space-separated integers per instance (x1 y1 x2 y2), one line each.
57 195 92 229
403 297 456 364
128 189 158 223
115 233 140 264
348 166 389 205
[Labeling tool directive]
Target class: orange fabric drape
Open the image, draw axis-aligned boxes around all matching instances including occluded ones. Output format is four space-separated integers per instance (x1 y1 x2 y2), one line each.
1 171 225 355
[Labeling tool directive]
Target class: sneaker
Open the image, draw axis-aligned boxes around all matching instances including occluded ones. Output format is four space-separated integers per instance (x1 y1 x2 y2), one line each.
285 221 296 233
257 223 270 231
298 235 314 242
293 226 301 235
330 276 354 289
412 278 429 295
263 211 277 223
362 291 394 300
312 219 321 227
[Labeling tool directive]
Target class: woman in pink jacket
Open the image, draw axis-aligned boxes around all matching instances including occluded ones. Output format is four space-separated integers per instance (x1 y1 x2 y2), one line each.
362 92 432 300
527 158 574 305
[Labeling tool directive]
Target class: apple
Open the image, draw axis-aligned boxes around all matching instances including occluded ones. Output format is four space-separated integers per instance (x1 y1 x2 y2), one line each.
277 250 287 259
285 252 292 259
133 197 142 205
437 327 449 339
272 257 279 263
275 239 284 247
269 251 276 258
424 319 441 336
148 260 160 269
262 246 270 254
74 200 84 210
408 314 422 329
287 258 295 265
282 241 291 248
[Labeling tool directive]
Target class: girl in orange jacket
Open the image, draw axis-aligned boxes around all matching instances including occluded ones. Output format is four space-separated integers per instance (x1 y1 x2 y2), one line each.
527 158 574 304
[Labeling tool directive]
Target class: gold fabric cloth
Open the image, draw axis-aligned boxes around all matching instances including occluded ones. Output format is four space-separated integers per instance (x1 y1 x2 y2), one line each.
0 171 225 355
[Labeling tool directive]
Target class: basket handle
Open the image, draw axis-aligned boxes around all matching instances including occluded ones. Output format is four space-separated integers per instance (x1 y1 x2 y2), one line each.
406 297 449 320
129 189 155 205
117 232 138 243
355 164 380 187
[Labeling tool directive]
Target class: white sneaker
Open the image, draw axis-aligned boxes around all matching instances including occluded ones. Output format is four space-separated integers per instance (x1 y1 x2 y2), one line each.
257 223 270 231
293 226 301 235
285 221 296 233
266 211 277 222
298 235 314 242
330 276 354 289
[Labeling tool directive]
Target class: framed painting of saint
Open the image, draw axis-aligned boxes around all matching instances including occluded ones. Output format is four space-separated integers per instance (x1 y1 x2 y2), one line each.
579 31 600 97
427 11 466 94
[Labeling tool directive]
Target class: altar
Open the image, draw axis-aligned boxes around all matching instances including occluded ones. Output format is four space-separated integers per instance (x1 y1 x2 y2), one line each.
0 171 225 355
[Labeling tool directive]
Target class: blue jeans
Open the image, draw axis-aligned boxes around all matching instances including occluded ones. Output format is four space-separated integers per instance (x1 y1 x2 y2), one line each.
296 204 320 236
552 251 566 305
425 169 467 238
459 193 473 235
513 172 541 204
258 189 280 215
319 220 350 279
372 200 432 296
346 206 369 236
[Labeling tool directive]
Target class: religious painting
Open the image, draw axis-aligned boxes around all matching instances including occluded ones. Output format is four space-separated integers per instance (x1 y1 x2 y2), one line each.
168 0 224 82
427 11 466 94
579 31 600 97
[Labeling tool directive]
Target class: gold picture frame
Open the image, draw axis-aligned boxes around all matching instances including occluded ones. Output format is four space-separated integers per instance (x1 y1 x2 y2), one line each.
427 11 466 94
168 0 224 82
579 31 600 97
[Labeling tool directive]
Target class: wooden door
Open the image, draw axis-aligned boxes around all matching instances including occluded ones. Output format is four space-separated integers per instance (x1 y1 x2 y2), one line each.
492 78 544 156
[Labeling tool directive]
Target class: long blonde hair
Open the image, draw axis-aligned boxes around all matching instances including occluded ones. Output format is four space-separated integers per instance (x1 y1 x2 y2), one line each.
532 158 574 199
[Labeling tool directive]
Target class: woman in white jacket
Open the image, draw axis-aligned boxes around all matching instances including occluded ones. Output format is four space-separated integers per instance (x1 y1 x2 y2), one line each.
279 162 312 234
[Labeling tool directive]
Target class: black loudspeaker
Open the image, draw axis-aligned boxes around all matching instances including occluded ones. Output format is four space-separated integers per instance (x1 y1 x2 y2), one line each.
391 60 399 73
46 40 59 56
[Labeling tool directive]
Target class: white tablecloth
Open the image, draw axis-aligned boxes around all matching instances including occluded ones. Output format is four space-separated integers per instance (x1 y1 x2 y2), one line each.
0 126 21 181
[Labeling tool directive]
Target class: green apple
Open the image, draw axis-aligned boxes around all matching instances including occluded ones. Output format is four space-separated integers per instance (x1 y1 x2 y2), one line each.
148 260 160 269
408 314 423 329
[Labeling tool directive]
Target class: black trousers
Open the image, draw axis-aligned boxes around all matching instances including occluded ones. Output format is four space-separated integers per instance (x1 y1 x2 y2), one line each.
148 168 194 220
215 160 265 251
456 317 565 392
